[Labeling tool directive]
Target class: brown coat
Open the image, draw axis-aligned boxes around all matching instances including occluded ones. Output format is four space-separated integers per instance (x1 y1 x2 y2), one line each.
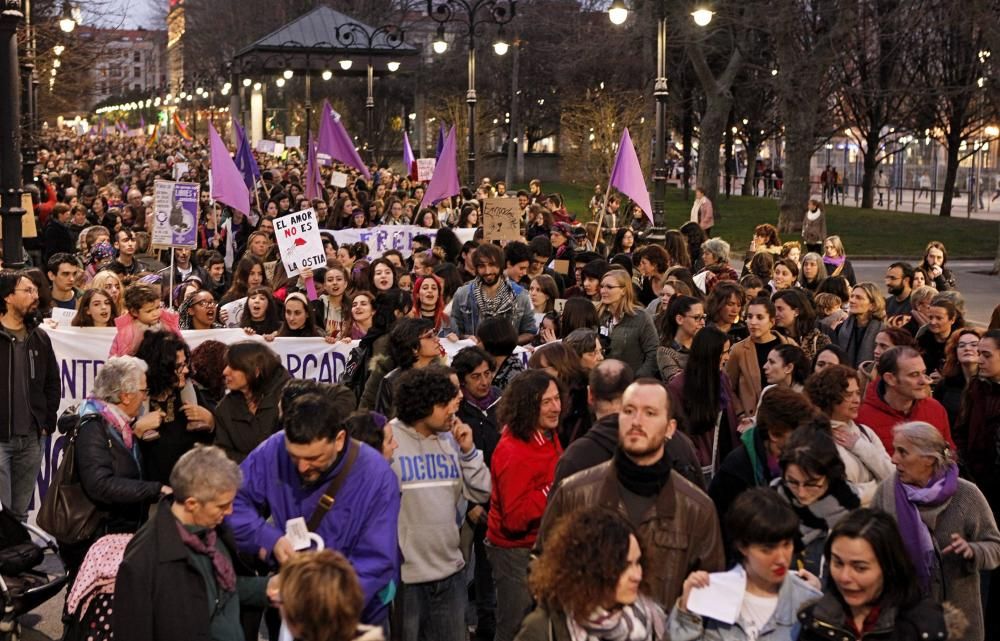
537 460 724 608
724 333 796 419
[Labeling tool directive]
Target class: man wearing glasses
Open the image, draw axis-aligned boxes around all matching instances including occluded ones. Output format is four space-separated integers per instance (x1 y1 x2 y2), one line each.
0 270 60 521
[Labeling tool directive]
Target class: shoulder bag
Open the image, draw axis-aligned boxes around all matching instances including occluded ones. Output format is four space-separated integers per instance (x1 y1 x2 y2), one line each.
37 414 107 544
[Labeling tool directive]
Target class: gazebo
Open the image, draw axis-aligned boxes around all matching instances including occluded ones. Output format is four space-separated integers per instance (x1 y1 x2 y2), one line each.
231 6 419 153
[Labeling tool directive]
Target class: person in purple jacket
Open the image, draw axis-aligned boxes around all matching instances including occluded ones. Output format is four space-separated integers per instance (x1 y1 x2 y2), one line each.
227 391 401 625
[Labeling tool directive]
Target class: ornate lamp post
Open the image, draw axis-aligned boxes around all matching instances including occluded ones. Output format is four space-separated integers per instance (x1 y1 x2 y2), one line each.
427 0 516 187
1 0 28 267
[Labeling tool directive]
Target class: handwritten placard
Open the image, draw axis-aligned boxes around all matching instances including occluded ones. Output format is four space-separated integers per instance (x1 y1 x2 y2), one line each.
331 171 348 188
416 158 436 182
274 208 324 277
482 197 521 241
284 135 301 149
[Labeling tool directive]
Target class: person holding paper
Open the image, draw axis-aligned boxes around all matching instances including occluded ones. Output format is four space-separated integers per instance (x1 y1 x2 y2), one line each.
669 488 822 641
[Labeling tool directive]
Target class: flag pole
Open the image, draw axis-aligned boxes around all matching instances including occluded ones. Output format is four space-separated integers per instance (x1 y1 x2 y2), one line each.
169 249 175 310
592 181 614 255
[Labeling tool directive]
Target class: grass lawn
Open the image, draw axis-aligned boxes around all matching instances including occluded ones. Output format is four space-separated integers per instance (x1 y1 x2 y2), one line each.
508 181 999 259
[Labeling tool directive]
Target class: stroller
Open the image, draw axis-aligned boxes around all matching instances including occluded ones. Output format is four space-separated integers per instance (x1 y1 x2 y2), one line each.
0 504 68 641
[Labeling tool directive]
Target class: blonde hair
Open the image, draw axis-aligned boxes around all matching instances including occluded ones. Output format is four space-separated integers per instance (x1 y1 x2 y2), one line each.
852 282 886 321
90 270 125 312
824 235 846 257
279 550 364 641
597 269 639 319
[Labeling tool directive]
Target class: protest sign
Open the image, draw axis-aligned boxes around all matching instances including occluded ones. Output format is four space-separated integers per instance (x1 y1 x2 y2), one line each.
416 158 436 182
331 171 348 188
285 135 301 149
256 139 277 154
172 161 189 180
327 225 475 259
482 198 521 241
151 179 198 248
274 208 325 276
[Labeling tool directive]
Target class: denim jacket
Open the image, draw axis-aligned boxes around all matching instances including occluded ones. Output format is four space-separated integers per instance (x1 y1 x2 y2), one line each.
667 566 822 641
450 278 537 338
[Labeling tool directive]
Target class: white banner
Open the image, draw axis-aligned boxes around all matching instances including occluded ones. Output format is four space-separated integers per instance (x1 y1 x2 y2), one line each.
324 225 476 258
32 325 527 520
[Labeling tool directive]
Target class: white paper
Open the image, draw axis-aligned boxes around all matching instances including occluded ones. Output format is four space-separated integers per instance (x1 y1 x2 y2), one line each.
273 208 325 277
686 565 747 625
273 142 285 156
256 139 276 154
50 307 77 325
172 162 188 180
284 135 301 149
416 157 436 181
331 171 348 188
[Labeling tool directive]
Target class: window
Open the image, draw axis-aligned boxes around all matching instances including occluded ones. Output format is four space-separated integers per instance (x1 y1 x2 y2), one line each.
134 66 141 78
133 51 141 62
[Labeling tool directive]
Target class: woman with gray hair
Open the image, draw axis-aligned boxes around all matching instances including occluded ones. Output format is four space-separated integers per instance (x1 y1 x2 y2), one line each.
114 445 275 641
76 356 169 536
694 237 739 295
872 421 1000 641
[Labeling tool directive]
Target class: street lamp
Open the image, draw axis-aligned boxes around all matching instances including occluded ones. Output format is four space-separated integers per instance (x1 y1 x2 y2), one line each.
58 0 76 33
493 26 509 55
0 0 30 266
427 0 517 187
387 61 401 72
608 0 628 25
691 8 714 26
432 26 448 54
339 59 353 70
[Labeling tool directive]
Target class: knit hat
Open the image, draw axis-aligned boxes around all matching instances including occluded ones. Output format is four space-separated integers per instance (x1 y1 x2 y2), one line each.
551 222 573 238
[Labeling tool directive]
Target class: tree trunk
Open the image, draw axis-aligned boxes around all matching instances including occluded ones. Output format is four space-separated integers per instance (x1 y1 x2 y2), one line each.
939 133 961 218
696 91 733 204
682 92 694 201
860 130 880 209
778 113 815 234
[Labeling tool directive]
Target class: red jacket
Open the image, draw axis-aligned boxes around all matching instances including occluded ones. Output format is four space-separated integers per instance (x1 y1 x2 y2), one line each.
857 378 954 454
486 428 562 548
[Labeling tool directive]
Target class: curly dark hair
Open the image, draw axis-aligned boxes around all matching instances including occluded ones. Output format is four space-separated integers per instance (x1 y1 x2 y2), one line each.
136 330 190 398
497 369 558 441
804 364 860 415
394 367 459 426
528 507 642 620
388 317 435 370
189 340 227 400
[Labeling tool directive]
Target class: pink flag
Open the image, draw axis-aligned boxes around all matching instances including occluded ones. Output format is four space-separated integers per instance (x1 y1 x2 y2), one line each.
610 127 653 223
419 126 460 209
305 139 323 201
208 122 250 215
403 130 416 179
317 101 371 181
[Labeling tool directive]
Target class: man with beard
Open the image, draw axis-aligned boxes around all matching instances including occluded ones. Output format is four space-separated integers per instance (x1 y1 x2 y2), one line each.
884 261 914 318
536 378 724 608
228 392 400 625
0 270 60 521
451 243 536 345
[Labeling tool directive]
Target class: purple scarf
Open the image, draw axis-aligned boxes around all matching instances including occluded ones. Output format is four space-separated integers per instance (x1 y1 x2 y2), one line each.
463 386 500 412
175 521 237 593
894 464 958 594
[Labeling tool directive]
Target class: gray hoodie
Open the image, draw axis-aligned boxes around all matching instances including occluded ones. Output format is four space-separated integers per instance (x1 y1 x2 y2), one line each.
389 418 492 583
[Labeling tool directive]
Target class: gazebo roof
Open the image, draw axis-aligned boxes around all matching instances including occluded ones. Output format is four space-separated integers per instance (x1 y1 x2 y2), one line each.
233 6 419 75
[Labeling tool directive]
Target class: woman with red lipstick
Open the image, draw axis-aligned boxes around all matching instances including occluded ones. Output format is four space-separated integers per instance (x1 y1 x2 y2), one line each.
670 488 822 641
797 509 961 641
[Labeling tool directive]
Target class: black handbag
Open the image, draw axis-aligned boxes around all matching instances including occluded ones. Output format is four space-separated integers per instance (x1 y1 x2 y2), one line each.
36 415 106 545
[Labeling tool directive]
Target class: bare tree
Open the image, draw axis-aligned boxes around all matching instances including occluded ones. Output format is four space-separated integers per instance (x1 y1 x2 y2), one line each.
767 0 844 232
560 87 652 187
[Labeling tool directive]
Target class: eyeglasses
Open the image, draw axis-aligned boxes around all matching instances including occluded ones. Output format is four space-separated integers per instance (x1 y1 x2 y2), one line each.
14 287 38 295
783 477 826 490
600 284 624 290
685 314 709 321
194 300 217 308
419 330 438 340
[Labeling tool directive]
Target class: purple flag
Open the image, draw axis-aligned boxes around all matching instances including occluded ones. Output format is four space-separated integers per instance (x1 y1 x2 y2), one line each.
233 118 262 191
610 127 653 223
305 139 324 201
435 122 446 160
420 126 460 209
139 114 145 130
403 130 415 178
208 122 250 215
317 101 371 181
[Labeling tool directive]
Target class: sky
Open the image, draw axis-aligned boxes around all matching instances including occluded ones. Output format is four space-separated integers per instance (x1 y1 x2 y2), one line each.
87 0 161 30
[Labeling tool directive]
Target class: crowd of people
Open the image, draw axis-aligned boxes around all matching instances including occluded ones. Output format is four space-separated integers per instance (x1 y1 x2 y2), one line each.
1 130 1000 641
